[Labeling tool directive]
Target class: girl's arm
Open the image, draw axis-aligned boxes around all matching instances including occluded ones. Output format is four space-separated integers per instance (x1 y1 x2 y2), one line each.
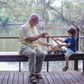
55 39 65 43
59 43 71 48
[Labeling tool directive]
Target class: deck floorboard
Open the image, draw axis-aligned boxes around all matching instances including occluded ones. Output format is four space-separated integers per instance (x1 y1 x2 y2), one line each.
0 71 83 84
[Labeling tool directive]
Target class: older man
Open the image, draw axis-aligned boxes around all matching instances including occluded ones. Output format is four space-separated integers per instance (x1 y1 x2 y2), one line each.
19 13 53 83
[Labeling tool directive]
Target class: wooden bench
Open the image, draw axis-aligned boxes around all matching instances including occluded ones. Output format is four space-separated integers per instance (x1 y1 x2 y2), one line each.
0 51 84 73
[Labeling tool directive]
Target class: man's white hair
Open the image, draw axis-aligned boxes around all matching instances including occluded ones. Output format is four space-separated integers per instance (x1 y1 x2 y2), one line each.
29 13 39 20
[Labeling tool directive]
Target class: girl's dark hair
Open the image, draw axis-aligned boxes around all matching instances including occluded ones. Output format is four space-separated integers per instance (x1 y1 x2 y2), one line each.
67 28 77 39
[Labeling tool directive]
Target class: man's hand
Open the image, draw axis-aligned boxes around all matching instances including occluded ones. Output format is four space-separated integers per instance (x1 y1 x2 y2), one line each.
27 32 47 42
40 32 47 38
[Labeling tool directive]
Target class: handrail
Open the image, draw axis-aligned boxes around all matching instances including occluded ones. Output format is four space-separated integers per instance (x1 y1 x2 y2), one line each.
0 37 19 39
0 36 68 39
0 36 83 39
78 36 84 39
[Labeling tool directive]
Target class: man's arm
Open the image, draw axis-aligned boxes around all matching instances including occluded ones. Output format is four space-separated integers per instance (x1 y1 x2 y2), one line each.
26 32 47 42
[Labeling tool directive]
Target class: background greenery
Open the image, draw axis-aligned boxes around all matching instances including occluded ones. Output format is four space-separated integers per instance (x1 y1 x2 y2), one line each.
0 0 84 51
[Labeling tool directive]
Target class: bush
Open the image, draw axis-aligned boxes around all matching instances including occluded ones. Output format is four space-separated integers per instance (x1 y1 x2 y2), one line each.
0 16 9 27
1 17 9 27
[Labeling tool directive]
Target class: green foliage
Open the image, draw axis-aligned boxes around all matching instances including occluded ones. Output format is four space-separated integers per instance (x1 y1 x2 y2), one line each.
0 0 84 27
0 16 9 27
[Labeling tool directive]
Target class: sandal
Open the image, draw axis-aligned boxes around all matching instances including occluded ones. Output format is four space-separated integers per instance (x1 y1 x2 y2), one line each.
63 66 69 71
35 73 42 79
29 74 37 83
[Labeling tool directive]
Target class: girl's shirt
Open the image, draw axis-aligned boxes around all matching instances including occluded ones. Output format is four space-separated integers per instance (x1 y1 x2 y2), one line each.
64 37 76 53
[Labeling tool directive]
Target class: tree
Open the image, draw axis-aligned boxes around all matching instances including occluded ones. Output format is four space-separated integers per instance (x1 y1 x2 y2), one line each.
47 0 84 51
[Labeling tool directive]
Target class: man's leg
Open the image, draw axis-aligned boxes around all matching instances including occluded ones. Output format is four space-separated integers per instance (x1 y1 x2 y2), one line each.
21 47 36 74
35 47 45 73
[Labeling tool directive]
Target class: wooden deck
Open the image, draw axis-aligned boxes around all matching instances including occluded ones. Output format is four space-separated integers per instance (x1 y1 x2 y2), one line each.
0 71 84 84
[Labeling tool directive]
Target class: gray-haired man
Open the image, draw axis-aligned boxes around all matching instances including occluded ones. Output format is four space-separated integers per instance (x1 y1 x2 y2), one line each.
19 13 53 83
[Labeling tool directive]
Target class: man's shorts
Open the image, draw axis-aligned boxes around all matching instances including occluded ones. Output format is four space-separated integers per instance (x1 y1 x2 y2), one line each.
64 48 74 58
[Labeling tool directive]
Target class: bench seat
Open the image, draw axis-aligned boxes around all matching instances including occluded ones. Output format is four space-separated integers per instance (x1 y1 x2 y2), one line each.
0 51 84 62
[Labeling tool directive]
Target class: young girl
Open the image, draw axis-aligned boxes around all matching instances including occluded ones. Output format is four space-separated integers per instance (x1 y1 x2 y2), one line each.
55 28 77 71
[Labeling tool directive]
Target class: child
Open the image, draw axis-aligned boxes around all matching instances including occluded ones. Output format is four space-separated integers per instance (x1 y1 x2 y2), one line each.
55 28 77 71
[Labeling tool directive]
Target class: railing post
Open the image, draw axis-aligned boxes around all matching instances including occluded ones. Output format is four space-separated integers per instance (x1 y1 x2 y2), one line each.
76 28 79 51
74 29 79 70
47 37 49 72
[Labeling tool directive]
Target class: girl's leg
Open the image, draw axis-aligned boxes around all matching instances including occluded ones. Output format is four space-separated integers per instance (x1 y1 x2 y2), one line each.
65 56 69 67
63 56 69 71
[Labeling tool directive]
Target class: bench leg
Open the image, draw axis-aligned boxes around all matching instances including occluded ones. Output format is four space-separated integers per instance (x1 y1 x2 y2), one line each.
74 60 78 70
83 60 84 74
47 61 49 72
19 62 21 72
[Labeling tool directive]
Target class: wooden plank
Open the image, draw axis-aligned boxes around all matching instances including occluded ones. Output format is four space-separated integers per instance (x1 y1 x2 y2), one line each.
18 72 23 84
0 36 68 39
37 78 44 84
8 72 14 84
37 73 44 84
73 71 84 82
0 51 84 62
49 72 60 84
13 72 19 84
41 72 49 84
0 72 5 84
56 71 70 84
0 37 19 39
53 72 65 84
64 71 80 84
45 72 55 84
2 72 10 84
69 71 84 84
24 72 28 84
59 71 75 84
62 71 80 84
